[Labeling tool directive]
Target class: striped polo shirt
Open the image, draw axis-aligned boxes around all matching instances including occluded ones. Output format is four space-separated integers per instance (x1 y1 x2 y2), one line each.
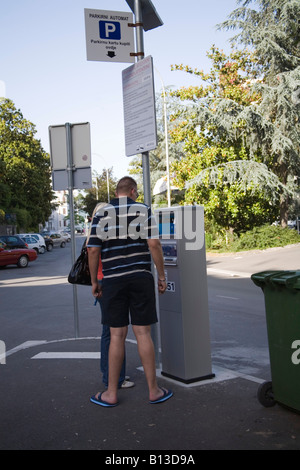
87 197 159 280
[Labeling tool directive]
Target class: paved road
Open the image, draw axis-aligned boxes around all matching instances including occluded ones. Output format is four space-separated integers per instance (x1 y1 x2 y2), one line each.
0 240 300 450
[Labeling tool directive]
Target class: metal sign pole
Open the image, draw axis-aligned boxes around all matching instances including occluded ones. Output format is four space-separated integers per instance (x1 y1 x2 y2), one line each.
66 123 80 338
133 0 152 208
132 0 159 365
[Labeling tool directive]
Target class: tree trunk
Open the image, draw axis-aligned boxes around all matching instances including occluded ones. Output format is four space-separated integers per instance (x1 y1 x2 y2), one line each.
279 163 289 228
279 194 289 228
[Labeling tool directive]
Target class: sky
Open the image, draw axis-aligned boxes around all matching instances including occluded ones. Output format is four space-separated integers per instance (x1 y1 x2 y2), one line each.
0 0 239 181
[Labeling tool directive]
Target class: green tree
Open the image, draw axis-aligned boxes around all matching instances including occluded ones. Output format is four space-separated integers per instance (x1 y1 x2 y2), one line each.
218 0 300 225
0 98 53 230
82 168 117 217
170 0 300 230
170 47 280 234
220 0 300 79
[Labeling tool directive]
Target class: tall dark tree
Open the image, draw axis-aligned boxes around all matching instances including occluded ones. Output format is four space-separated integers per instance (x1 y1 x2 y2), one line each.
218 0 300 225
0 98 53 230
170 0 300 230
220 0 300 80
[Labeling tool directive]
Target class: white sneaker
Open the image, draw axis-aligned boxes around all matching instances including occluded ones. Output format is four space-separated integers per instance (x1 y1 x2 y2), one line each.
120 379 135 389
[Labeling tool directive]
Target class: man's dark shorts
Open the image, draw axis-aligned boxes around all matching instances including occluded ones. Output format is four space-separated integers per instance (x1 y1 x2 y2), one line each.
100 272 158 327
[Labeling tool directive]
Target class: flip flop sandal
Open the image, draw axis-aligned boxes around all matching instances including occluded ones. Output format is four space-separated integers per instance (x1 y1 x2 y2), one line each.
149 388 173 404
90 392 119 407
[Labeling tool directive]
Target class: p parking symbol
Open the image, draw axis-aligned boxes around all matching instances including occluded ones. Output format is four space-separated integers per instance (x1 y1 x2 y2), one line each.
99 21 121 40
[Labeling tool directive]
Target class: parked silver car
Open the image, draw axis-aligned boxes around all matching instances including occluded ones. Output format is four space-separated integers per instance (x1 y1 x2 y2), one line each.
41 231 66 248
59 231 71 242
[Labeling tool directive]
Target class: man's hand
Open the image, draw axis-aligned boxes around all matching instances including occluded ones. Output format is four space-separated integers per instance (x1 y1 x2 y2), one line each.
92 281 103 299
88 246 102 299
147 238 167 295
158 279 167 294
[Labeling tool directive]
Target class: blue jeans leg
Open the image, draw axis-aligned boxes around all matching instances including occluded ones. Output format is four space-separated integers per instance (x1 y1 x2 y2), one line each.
100 324 126 388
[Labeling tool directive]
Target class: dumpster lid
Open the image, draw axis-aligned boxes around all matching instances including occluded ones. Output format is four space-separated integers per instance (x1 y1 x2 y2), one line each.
251 270 300 290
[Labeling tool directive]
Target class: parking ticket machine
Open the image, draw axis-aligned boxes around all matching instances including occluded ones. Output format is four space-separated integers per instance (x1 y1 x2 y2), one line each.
155 205 214 383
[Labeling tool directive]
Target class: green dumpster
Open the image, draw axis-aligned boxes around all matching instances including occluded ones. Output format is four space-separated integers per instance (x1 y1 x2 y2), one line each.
251 270 300 412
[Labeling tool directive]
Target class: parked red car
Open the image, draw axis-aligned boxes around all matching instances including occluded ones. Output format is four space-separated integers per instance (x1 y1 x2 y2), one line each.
0 241 37 268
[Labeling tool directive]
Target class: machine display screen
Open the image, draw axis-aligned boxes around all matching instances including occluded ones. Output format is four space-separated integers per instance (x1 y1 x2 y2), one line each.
161 242 177 265
158 211 175 237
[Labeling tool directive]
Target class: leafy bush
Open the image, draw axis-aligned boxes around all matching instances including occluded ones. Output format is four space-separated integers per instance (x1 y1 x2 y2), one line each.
205 219 238 251
231 224 300 251
205 223 300 252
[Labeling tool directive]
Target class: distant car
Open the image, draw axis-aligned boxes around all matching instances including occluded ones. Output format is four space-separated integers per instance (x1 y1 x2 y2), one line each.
60 231 71 242
75 226 84 234
0 240 37 268
20 233 48 253
39 233 54 251
44 237 54 251
41 231 66 248
19 235 45 254
0 235 28 250
288 220 297 229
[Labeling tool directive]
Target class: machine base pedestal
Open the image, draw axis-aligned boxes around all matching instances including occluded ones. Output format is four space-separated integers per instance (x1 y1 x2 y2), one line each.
161 371 215 384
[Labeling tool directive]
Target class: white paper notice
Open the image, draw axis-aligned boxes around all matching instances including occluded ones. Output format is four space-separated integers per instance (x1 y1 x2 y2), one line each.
122 56 157 156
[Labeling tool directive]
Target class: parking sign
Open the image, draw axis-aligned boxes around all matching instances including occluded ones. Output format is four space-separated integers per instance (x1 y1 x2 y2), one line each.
84 9 135 63
99 21 121 40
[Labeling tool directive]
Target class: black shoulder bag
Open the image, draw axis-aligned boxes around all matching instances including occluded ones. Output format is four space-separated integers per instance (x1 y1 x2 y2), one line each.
68 240 91 286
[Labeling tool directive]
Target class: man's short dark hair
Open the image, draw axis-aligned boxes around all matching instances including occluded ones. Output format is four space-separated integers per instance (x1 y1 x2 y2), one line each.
116 176 137 195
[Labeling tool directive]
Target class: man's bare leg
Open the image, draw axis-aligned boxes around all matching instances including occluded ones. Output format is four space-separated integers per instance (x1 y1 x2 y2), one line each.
98 326 127 404
132 324 167 402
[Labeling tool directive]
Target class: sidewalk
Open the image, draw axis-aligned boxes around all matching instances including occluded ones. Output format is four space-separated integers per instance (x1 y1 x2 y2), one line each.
206 243 300 278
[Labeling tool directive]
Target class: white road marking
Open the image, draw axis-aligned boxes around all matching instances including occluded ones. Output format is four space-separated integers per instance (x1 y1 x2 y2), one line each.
216 295 239 300
5 340 48 358
207 268 252 278
32 352 100 359
0 276 69 287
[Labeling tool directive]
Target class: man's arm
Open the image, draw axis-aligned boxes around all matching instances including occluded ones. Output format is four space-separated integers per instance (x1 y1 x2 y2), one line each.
147 238 167 294
88 246 102 298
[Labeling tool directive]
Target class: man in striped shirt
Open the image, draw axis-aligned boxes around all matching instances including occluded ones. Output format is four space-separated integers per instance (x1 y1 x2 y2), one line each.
87 176 173 407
